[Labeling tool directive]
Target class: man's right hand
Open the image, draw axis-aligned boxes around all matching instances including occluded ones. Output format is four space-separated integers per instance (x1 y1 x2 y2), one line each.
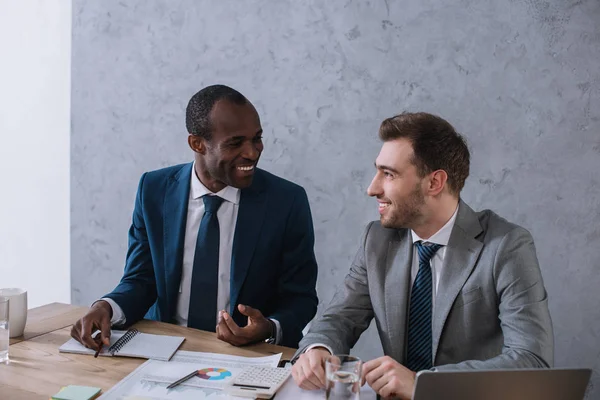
291 347 330 390
70 300 113 351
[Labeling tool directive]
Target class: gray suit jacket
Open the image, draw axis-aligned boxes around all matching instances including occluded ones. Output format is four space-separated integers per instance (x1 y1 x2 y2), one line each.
298 201 553 370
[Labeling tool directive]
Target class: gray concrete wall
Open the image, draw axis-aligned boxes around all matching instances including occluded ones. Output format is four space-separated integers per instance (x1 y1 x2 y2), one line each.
72 1 600 397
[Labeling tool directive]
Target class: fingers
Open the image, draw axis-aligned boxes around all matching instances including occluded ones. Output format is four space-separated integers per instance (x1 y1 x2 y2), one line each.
93 335 104 351
291 349 329 390
307 351 327 388
216 313 245 346
79 317 100 350
290 364 303 388
72 304 114 350
363 358 388 392
362 358 381 386
363 356 410 399
364 356 412 398
216 315 234 341
291 356 320 390
100 315 112 346
70 320 82 342
378 379 400 399
299 361 323 390
216 309 271 345
237 304 263 319
367 367 388 394
291 363 319 390
237 305 272 342
222 311 243 336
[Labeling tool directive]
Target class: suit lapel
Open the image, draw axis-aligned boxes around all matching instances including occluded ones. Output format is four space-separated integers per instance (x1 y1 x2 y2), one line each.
432 201 483 361
162 163 192 321
384 229 413 362
229 171 267 314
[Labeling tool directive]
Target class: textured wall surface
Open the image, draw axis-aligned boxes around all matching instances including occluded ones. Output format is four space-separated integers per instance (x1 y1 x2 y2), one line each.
72 0 600 396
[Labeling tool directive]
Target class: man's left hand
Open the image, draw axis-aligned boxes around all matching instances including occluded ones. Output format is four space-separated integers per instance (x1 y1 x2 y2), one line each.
362 356 416 400
216 304 273 346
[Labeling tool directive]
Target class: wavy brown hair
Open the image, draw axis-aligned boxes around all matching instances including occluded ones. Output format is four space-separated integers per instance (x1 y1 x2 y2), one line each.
379 112 470 195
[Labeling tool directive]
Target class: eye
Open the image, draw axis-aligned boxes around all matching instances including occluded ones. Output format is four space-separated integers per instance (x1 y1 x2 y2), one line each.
253 136 263 143
228 140 243 148
383 171 393 178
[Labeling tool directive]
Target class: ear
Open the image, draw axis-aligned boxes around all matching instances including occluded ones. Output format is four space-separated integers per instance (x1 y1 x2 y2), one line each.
428 170 448 196
188 134 207 154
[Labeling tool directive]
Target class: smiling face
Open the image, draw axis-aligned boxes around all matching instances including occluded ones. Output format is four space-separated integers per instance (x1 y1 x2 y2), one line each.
367 138 427 229
190 100 263 192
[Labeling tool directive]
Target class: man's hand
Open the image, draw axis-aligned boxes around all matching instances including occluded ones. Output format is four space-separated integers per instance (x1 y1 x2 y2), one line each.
362 356 416 400
70 300 112 351
215 304 272 346
291 347 330 390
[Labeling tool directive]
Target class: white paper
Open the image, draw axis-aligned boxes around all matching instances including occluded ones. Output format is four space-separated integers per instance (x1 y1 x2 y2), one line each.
99 350 282 400
275 376 378 400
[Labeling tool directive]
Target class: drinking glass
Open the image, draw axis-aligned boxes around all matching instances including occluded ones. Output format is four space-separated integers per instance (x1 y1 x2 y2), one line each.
325 354 362 400
0 297 9 363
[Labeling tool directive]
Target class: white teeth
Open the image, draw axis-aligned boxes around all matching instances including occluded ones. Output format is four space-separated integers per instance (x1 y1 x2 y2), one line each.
379 203 390 208
237 165 254 171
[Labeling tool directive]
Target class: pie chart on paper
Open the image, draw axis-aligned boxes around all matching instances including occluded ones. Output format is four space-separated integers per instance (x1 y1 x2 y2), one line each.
196 368 232 381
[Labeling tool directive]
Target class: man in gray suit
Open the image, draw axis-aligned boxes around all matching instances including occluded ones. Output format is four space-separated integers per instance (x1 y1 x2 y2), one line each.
292 112 553 399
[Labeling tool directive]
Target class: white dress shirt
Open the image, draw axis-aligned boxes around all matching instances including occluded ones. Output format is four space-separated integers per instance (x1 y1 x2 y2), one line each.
409 204 459 312
102 163 281 342
175 170 239 327
306 204 460 355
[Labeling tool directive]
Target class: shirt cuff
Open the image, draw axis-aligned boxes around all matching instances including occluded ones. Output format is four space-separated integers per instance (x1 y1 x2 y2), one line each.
305 343 333 355
97 298 126 326
268 318 282 345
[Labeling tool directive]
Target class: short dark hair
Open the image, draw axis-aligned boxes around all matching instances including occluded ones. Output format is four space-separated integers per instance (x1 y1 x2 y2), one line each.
379 112 470 195
185 84 248 139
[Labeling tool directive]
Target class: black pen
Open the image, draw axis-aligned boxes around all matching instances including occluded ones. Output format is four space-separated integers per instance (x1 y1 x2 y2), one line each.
93 342 103 358
167 370 199 389
93 334 105 358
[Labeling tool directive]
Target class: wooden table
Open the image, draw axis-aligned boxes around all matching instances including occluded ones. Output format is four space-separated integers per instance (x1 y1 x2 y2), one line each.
8 302 90 346
0 303 297 399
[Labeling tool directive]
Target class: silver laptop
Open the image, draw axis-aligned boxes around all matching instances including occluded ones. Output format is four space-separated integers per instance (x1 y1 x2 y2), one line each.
413 368 591 400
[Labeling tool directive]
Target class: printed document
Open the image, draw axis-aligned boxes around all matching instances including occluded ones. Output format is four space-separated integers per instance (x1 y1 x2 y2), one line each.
99 350 281 400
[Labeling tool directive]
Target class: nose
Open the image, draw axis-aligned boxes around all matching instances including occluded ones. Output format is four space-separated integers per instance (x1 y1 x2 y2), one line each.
367 173 382 197
241 140 261 161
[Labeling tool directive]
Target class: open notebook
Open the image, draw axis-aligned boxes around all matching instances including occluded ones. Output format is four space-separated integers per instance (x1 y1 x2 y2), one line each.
59 329 185 361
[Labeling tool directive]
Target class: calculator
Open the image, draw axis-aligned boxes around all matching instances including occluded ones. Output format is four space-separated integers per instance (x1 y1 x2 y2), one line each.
224 366 292 399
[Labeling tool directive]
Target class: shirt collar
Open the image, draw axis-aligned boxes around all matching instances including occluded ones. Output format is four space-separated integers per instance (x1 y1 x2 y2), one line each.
190 162 240 205
411 204 460 246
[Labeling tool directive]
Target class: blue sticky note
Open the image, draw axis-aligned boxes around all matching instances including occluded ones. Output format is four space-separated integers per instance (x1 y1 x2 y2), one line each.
51 385 102 400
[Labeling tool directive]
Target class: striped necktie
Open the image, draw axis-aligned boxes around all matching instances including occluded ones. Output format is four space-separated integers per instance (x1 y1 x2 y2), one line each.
406 241 443 371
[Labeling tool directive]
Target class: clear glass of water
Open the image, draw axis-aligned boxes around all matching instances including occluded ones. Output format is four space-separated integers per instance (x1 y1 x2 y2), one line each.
0 296 9 363
325 354 362 400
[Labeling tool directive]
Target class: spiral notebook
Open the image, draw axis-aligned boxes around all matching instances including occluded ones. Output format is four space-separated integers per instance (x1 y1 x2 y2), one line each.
59 329 185 361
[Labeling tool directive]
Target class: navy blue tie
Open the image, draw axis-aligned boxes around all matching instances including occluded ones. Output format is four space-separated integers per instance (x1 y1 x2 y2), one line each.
188 195 224 331
406 241 443 371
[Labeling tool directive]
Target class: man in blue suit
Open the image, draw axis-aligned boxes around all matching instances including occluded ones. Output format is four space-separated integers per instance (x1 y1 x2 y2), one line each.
71 85 318 349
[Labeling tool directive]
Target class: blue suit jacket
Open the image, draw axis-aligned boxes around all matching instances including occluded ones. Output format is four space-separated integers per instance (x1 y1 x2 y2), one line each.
104 163 318 347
